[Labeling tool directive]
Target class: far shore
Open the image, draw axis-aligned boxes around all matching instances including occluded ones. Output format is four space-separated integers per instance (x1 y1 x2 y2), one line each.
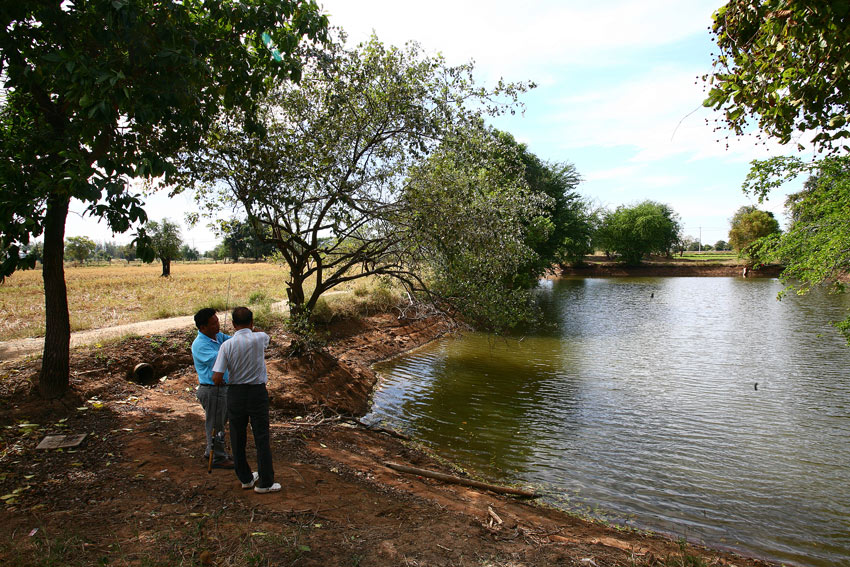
559 256 783 278
559 263 783 278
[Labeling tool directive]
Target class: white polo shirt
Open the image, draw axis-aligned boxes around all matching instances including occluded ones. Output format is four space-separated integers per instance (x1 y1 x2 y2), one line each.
212 328 270 385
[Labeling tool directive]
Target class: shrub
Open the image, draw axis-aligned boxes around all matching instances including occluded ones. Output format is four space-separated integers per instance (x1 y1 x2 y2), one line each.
251 303 284 330
352 281 371 297
310 281 403 322
311 298 334 324
286 309 327 354
194 297 228 313
154 306 177 319
248 290 271 305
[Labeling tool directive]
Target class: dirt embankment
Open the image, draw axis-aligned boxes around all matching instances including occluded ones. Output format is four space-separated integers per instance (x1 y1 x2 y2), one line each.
559 261 783 278
0 314 779 567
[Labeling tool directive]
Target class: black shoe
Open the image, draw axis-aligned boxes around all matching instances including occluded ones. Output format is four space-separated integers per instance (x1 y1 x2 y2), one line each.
212 459 235 469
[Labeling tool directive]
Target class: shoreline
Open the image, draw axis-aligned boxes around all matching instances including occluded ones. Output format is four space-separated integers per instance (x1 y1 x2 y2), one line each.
346 315 789 566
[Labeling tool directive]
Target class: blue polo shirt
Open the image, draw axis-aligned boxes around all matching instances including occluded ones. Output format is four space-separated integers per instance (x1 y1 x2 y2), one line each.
192 331 231 385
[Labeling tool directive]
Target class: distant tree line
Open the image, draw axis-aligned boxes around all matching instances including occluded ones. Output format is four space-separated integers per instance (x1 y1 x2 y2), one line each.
34 216 278 270
40 201 774 273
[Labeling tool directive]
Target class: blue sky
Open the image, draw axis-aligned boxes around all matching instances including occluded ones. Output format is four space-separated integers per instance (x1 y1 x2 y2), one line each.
66 0 809 250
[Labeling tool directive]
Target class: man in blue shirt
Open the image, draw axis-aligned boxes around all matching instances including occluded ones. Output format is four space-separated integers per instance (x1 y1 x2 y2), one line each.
192 308 233 469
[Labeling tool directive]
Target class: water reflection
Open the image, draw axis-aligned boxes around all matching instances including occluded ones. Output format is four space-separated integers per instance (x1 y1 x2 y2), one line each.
379 333 579 476
367 277 850 566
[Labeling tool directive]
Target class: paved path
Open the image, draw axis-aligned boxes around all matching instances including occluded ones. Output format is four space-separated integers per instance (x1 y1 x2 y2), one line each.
0 301 290 363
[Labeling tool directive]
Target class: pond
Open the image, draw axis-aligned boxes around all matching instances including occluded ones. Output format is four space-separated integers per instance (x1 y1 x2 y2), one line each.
366 277 850 567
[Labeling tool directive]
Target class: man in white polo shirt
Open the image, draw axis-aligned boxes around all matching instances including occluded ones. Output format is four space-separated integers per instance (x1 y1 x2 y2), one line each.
212 306 280 494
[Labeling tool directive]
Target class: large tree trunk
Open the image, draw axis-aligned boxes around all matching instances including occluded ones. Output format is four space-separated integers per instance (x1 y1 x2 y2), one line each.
39 194 71 399
286 273 307 320
161 257 171 277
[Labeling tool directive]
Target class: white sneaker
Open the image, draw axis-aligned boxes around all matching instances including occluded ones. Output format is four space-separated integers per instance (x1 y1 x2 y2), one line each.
254 482 281 494
241 472 259 489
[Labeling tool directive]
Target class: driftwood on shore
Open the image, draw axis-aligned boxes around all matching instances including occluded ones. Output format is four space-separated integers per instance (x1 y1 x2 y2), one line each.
345 417 412 440
384 462 538 498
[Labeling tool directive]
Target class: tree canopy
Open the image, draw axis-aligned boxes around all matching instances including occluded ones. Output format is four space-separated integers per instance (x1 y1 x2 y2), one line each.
493 131 594 271
146 219 183 277
595 201 681 265
64 236 96 264
705 2 850 344
727 205 781 254
180 244 200 262
218 218 276 262
704 1 850 152
178 34 547 331
0 1 328 397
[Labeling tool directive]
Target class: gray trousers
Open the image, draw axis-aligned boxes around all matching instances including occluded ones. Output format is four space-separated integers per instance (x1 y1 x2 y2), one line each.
197 384 229 462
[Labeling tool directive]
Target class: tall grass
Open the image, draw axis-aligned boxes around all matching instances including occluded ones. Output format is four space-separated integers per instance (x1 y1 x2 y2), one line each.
312 279 404 323
0 262 296 340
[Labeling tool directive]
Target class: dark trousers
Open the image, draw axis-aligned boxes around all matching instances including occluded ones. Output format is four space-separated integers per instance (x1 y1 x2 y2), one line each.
227 384 274 489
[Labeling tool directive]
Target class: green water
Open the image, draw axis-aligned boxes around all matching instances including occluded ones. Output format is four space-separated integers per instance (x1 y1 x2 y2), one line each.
367 277 850 567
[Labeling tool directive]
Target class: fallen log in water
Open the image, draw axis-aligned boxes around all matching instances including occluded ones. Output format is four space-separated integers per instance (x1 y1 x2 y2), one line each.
384 462 538 498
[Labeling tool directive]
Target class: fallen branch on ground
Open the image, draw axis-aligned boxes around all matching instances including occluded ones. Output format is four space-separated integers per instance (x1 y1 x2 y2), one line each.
384 462 538 498
344 417 411 440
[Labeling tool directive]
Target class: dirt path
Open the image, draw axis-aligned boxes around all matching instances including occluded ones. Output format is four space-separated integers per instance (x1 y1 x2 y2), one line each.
0 299 303 362
0 313 199 362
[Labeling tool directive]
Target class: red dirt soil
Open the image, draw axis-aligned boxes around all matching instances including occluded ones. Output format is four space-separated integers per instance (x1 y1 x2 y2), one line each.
0 314 780 567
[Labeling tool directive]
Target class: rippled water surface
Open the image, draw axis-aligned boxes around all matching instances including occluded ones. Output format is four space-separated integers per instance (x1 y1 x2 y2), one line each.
367 277 850 566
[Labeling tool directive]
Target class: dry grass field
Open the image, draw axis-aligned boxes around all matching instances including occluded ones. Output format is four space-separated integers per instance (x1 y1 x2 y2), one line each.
0 262 299 341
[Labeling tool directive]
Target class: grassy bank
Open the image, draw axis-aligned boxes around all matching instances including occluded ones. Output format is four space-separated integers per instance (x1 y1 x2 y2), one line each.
0 262 295 341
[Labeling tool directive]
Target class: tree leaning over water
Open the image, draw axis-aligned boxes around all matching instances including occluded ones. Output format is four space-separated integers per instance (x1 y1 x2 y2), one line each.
178 35 571 331
706 1 850 343
744 157 850 342
400 127 553 331
0 1 328 398
704 0 850 153
493 131 594 272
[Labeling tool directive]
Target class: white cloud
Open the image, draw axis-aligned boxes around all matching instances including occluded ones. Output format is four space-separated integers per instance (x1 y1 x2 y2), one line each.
541 63 811 170
321 0 722 77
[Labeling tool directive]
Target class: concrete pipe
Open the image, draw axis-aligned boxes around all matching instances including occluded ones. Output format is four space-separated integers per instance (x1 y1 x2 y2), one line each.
132 362 155 384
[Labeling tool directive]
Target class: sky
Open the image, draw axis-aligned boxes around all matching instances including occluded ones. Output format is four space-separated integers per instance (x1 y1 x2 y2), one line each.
65 0 809 251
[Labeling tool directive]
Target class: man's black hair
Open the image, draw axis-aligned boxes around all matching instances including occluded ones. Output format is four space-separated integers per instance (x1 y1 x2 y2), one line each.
232 306 253 327
194 307 217 329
